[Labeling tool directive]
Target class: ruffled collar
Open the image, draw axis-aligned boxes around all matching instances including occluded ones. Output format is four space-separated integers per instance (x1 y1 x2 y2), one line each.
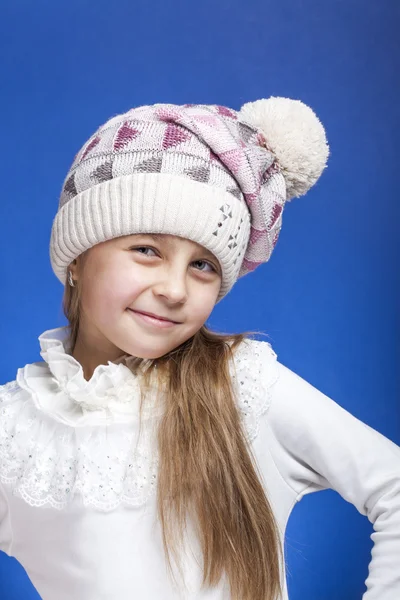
16 326 162 425
14 326 279 436
1 333 279 510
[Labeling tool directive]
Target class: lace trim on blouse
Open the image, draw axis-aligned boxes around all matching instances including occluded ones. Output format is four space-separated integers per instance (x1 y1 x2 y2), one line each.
0 336 279 512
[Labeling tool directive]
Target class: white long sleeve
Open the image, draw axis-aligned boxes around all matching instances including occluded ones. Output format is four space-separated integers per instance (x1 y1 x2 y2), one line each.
266 360 400 598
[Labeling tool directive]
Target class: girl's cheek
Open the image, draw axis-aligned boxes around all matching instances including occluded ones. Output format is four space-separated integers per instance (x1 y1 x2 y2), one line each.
192 296 216 321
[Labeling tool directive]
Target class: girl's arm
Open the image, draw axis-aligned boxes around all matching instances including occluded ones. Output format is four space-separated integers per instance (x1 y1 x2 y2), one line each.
265 359 400 599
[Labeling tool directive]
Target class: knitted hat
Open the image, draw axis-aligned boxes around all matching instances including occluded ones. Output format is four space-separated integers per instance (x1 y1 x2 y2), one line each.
50 98 329 300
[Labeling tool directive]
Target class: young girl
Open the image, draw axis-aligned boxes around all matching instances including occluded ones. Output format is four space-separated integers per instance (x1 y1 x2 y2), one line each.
0 98 398 600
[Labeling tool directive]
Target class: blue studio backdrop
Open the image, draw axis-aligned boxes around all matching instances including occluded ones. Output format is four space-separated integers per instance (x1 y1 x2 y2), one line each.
0 1 399 598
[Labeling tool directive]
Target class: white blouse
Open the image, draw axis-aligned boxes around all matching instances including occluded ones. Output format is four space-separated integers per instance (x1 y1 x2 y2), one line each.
0 326 399 599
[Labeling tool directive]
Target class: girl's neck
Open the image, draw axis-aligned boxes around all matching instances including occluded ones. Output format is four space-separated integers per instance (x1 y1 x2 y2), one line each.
71 333 127 382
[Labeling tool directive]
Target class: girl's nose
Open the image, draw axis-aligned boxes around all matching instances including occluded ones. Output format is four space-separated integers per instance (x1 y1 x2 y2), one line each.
153 270 188 304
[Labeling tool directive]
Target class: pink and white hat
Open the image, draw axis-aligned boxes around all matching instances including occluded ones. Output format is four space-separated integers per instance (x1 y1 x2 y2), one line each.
50 97 329 300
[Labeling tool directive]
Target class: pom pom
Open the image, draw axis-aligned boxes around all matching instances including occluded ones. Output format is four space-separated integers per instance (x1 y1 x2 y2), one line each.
239 97 329 200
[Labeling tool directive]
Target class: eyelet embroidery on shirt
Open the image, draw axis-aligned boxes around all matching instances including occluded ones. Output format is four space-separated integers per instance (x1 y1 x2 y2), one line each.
0 380 159 511
229 339 279 442
0 339 278 511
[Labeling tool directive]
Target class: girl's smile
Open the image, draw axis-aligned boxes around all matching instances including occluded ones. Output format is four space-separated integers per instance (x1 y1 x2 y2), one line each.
127 308 181 328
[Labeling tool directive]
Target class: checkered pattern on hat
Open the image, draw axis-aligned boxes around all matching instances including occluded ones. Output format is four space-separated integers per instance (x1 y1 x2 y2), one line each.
59 103 286 279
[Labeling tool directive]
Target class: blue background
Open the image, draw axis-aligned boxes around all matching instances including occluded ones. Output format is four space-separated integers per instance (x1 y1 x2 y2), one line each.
0 0 399 598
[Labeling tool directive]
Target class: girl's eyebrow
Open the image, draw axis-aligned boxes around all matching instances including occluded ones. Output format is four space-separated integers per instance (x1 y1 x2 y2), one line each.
130 233 164 243
146 234 164 243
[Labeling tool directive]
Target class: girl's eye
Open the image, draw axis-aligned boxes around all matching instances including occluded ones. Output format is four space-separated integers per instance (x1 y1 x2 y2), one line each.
131 247 216 273
192 260 216 273
132 246 158 257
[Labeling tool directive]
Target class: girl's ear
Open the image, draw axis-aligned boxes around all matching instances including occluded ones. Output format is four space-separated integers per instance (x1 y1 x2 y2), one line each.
68 258 79 279
69 250 89 282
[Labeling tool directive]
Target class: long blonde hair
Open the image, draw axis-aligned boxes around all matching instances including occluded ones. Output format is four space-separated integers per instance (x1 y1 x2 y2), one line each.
63 272 284 600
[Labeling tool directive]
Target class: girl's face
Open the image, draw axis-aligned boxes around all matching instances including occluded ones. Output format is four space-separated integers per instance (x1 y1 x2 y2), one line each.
70 234 222 362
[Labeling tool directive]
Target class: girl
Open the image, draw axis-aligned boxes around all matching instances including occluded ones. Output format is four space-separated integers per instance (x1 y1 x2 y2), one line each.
0 98 399 600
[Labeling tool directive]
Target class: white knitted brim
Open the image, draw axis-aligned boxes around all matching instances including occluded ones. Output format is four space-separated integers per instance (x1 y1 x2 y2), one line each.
50 172 251 300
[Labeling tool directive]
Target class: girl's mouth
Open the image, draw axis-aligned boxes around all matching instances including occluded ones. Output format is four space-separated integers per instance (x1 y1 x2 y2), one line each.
127 309 179 329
